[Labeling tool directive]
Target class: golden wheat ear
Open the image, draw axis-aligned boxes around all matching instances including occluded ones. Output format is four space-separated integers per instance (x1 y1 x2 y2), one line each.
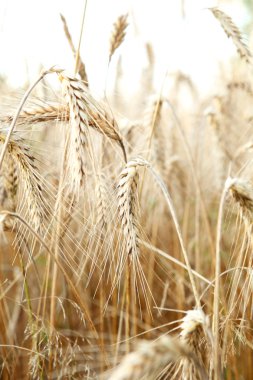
109 14 128 63
209 7 252 64
225 177 253 215
108 335 207 380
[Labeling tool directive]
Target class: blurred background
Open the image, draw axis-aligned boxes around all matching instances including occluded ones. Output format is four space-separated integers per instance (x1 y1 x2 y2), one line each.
0 0 252 96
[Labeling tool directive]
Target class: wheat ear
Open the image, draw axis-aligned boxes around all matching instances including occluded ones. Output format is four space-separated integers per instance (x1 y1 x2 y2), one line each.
210 7 252 63
0 133 44 231
109 14 128 62
3 103 68 125
117 158 148 258
225 177 253 225
58 71 126 162
108 335 206 380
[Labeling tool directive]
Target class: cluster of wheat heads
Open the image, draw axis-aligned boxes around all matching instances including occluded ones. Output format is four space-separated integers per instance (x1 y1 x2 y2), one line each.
1 6 253 380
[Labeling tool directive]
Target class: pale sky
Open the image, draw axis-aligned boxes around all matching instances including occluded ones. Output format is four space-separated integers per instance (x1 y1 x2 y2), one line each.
0 0 250 96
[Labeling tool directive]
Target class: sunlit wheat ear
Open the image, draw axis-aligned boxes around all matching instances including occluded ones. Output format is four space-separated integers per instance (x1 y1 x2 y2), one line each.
58 71 126 166
0 154 18 230
179 309 210 380
60 13 88 85
109 14 128 62
4 103 68 125
210 7 252 64
225 177 253 224
0 133 44 231
180 309 210 347
3 153 18 211
95 172 110 229
108 335 204 380
117 157 149 259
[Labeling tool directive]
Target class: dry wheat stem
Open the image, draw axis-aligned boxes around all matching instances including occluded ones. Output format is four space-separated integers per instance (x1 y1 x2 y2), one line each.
141 241 211 286
0 210 99 339
213 182 228 380
148 164 201 308
74 0 88 76
60 13 88 84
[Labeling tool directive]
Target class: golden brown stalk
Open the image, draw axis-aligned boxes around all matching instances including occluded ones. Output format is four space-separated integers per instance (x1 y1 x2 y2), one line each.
117 158 148 258
60 13 88 84
109 14 128 62
210 8 252 63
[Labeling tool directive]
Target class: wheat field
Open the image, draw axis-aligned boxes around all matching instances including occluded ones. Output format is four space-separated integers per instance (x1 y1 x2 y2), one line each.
0 3 253 379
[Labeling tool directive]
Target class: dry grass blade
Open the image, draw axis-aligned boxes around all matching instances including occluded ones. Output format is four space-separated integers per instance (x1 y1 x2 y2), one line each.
210 7 252 63
109 14 128 62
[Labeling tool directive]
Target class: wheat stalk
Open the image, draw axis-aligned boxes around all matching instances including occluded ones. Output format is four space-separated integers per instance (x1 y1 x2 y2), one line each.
60 13 88 84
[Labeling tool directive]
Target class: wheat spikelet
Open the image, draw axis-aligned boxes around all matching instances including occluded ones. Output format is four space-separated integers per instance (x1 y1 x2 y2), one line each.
180 309 209 348
59 71 126 184
60 13 88 84
117 157 148 258
3 153 18 211
95 172 109 229
108 335 201 380
58 72 89 194
109 14 128 62
227 81 253 97
3 103 68 125
210 7 252 63
226 177 253 214
179 309 210 380
0 133 44 231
